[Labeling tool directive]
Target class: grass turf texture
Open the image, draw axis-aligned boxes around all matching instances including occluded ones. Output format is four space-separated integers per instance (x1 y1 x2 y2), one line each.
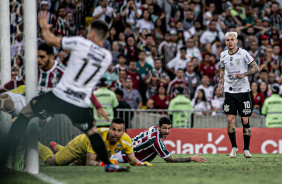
1 154 282 184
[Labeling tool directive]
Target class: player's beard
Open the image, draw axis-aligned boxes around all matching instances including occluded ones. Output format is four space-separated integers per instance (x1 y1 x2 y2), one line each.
41 58 51 71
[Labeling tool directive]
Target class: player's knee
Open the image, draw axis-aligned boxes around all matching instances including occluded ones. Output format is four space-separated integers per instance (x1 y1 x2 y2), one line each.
243 127 251 136
241 118 249 125
227 117 234 125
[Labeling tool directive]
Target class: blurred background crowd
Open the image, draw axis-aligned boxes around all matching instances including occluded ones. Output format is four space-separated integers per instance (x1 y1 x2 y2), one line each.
5 0 282 116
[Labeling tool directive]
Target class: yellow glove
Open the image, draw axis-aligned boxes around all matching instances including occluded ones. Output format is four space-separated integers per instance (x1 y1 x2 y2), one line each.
136 161 152 167
100 159 118 166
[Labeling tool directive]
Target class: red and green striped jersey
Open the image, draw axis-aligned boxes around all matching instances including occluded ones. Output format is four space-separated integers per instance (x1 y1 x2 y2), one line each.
123 126 171 162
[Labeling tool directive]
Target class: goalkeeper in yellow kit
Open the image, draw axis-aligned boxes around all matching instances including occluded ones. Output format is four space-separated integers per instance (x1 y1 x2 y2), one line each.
38 117 152 166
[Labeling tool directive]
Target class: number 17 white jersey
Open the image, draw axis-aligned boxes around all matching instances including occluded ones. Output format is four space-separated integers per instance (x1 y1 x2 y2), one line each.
53 36 112 107
220 47 254 93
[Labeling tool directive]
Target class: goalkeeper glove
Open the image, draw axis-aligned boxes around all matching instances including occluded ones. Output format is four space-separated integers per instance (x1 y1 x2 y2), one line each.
100 159 118 166
136 161 152 167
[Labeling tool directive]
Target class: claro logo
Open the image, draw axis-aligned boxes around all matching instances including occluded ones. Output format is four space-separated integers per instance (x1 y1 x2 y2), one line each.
261 140 282 153
164 133 228 154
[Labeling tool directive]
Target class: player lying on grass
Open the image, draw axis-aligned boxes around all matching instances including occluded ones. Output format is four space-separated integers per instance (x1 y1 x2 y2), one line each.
110 117 207 163
39 118 152 166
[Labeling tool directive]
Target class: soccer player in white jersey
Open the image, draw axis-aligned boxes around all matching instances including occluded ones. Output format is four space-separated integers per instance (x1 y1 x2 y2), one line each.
0 12 128 172
217 32 259 158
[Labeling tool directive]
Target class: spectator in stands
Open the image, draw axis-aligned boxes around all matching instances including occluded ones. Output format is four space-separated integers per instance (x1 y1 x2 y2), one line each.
153 18 164 45
114 89 133 130
176 30 185 51
251 81 265 116
168 86 193 128
111 41 121 66
11 69 18 81
268 73 278 86
126 61 141 90
78 25 86 37
121 0 142 31
259 47 278 73
272 44 281 63
147 58 170 85
56 6 69 36
108 27 117 46
118 32 126 51
137 29 148 49
194 75 214 101
140 34 155 54
113 54 128 74
92 78 119 127
259 35 270 58
199 53 216 83
145 46 158 67
259 81 271 99
257 69 268 84
200 20 225 59
167 69 189 98
184 62 200 99
183 9 195 31
122 76 142 109
203 3 216 27
146 83 170 110
136 10 155 36
111 69 126 91
192 89 211 116
277 60 282 84
102 63 118 88
123 36 139 62
11 33 24 60
261 85 282 128
92 0 116 27
158 31 176 65
167 47 190 75
228 0 246 25
177 38 202 63
270 2 282 32
40 1 56 33
248 41 259 64
12 55 24 78
66 12 77 36
211 85 225 116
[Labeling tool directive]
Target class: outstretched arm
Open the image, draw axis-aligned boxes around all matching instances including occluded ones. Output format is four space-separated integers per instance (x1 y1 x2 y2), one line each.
38 11 61 48
164 153 207 163
217 67 225 96
235 61 259 79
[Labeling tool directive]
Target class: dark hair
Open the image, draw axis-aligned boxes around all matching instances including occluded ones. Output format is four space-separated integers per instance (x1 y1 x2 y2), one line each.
259 81 268 98
118 54 126 59
115 89 124 98
259 69 268 74
13 55 24 66
112 117 125 124
90 20 109 40
180 47 187 52
159 117 172 127
146 33 153 39
38 43 54 55
212 85 218 99
195 89 207 104
62 54 70 66
98 78 107 87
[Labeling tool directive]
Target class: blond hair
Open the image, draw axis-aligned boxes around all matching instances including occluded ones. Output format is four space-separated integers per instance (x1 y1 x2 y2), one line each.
225 32 238 40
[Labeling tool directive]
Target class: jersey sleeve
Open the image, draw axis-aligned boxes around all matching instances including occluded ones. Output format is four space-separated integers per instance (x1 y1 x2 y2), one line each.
153 134 171 159
61 36 84 51
220 52 225 68
244 50 254 65
121 133 134 155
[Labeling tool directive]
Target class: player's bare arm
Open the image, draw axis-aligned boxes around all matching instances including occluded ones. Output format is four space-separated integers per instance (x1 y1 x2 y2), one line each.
165 154 207 163
217 67 225 96
235 61 259 79
127 153 141 166
38 11 61 48
86 152 100 166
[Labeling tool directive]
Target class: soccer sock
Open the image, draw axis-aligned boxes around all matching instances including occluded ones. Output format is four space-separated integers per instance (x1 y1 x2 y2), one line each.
38 142 53 163
242 121 251 151
55 144 64 153
88 133 110 165
228 132 237 148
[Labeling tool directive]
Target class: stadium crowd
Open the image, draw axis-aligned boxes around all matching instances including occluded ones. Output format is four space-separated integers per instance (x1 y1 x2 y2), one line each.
4 0 282 117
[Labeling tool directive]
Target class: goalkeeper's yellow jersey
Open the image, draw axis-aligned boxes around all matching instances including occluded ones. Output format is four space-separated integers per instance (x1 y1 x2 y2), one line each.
76 128 133 158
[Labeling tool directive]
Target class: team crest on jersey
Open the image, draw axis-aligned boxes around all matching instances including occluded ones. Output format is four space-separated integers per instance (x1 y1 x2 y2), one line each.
51 76 59 85
224 104 230 112
117 144 122 148
235 59 240 65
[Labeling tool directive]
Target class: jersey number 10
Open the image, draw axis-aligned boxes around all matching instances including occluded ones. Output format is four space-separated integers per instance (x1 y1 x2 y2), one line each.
243 101 250 109
74 58 101 85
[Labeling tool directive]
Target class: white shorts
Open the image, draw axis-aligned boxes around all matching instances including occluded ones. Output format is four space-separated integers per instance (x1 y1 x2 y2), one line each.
110 151 125 163
4 92 26 115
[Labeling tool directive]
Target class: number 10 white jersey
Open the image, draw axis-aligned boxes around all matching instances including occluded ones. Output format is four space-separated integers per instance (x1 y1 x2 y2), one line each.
220 47 254 93
53 36 112 107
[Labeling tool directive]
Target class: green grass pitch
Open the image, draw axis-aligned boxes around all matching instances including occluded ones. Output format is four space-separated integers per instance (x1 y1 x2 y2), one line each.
1 154 282 184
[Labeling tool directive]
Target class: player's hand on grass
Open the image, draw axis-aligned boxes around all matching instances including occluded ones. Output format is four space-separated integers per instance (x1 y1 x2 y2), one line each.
38 11 52 30
191 153 207 162
97 108 110 121
234 73 245 79
136 161 152 167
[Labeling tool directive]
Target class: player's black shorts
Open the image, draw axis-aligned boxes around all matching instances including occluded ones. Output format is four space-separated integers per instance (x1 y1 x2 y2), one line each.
30 91 94 132
222 92 252 117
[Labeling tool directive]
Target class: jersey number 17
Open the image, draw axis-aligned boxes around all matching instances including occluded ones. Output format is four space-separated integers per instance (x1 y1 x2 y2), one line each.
74 58 101 85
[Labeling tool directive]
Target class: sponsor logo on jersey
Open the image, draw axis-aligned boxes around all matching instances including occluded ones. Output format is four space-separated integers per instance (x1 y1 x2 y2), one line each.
63 88 86 100
224 104 230 112
117 144 122 148
243 109 251 115
87 53 102 63
122 140 131 147
230 57 233 61
65 41 77 45
235 59 240 65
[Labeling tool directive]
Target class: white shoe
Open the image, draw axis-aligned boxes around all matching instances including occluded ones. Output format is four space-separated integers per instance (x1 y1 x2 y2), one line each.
230 147 238 158
244 150 252 158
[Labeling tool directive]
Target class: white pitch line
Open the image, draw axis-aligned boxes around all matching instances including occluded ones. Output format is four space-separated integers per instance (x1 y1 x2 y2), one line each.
34 172 67 184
